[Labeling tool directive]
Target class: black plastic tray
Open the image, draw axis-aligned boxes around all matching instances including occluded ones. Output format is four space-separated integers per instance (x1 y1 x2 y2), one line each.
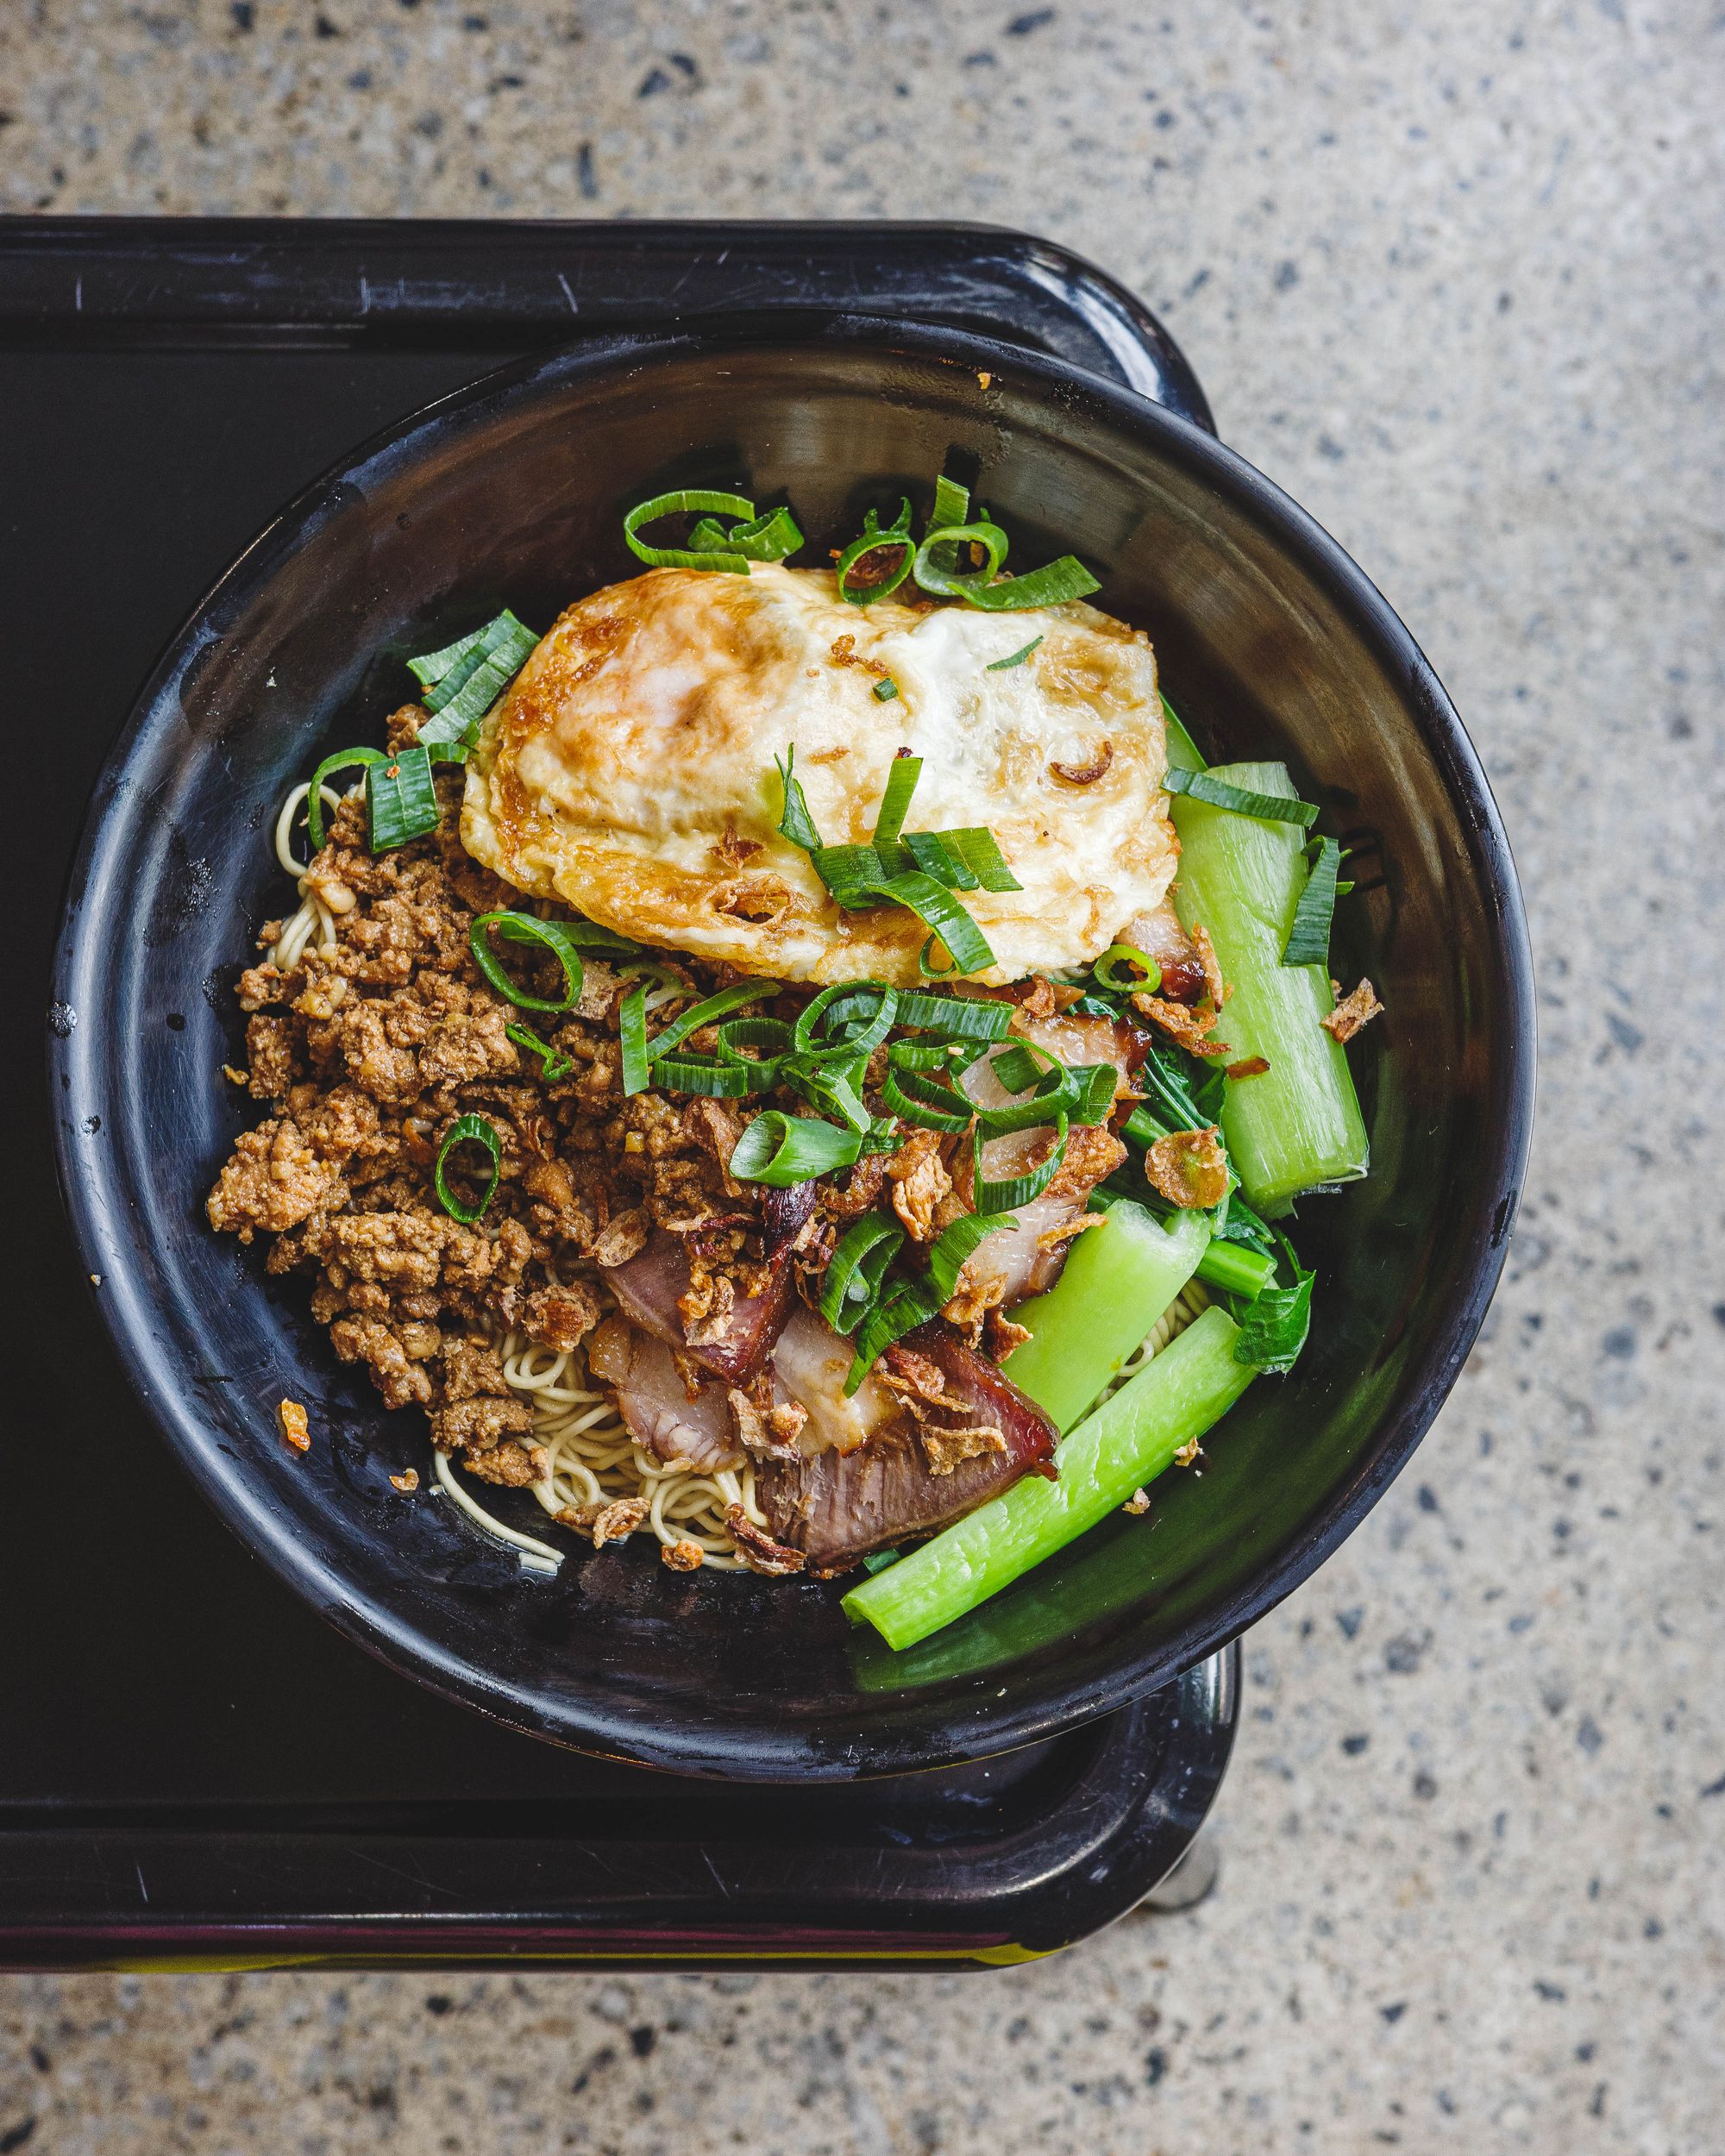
5 216 1233 1970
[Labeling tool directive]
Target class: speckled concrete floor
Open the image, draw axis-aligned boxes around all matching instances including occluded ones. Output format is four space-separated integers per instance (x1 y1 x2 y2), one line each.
3 2 1722 2150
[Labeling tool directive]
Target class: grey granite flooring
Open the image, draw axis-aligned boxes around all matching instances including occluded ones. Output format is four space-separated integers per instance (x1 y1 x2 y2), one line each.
3 2 1722 2150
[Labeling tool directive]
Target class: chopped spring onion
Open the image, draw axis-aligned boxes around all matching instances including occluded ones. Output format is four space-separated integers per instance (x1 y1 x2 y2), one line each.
367 745 442 852
913 518 1010 600
794 981 899 1059
774 746 825 856
786 1050 874 1133
861 1547 904 1575
685 504 803 561
884 870 995 976
1092 943 1162 994
624 489 800 574
505 1021 573 1082
716 1013 795 1063
873 754 922 862
916 475 982 585
895 988 1012 1040
819 1213 906 1332
972 1112 1068 1213
774 747 1011 975
407 621 492 689
305 746 386 850
844 1306 1256 1648
618 981 649 1097
837 498 917 606
730 1112 864 1187
1164 764 1319 830
881 1040 975 1134
647 979 784 1063
930 473 972 531
976 1042 1114 1134
808 843 888 906
922 1209 1018 1303
435 1112 503 1225
1282 836 1344 968
469 911 586 1012
416 610 539 747
954 555 1101 611
847 1283 937 1395
873 678 900 702
900 827 1023 893
986 636 1044 671
649 1052 780 1098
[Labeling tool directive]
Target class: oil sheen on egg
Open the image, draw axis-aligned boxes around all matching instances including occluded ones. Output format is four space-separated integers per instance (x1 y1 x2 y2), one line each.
460 562 1176 986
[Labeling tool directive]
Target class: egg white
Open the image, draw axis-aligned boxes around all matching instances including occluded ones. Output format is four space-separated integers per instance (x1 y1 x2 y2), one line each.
461 563 1176 986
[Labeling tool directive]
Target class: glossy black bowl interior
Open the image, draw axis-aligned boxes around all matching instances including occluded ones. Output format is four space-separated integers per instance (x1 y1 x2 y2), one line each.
51 317 1533 1778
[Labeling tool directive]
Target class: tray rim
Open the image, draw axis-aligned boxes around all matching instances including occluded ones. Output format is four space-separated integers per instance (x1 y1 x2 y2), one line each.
0 211 1216 426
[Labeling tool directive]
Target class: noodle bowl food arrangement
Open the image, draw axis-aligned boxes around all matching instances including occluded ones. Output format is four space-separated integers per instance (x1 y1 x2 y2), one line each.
209 475 1383 1651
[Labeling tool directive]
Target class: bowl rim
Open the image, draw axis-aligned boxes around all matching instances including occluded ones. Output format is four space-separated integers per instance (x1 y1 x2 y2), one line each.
47 311 1536 1778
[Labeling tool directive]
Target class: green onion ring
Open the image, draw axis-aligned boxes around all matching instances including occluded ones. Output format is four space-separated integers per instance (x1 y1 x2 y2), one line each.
618 981 649 1097
881 1042 974 1135
1093 943 1163 994
836 499 916 606
872 755 922 860
623 489 764 574
919 933 961 980
435 1112 503 1225
647 979 784 1063
913 519 1011 600
783 1051 873 1133
972 1113 1069 1214
714 1014 794 1064
730 1112 864 1188
687 505 802 561
894 989 1012 1041
653 1053 781 1099
794 980 899 1061
957 556 1100 611
469 911 586 1012
923 1209 1019 1304
845 1283 937 1395
505 1021 573 1082
819 1213 907 1332
305 747 386 851
1164 765 1319 828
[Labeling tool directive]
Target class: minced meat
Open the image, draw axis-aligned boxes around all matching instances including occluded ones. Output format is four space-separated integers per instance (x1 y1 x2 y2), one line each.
209 776 785 1479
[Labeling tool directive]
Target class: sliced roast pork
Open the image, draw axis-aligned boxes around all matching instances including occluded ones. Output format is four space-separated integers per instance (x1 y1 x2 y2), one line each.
756 1320 1057 1573
605 1228 794 1382
585 1315 742 1472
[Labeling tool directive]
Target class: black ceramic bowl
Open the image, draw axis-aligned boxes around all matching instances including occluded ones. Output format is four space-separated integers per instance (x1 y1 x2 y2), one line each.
50 316 1533 1779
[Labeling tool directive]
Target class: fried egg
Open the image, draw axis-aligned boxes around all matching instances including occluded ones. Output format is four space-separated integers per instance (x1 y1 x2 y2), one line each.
460 562 1176 986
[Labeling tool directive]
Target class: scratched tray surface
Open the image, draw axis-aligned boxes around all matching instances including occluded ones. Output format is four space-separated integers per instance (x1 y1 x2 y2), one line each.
3 224 1233 1963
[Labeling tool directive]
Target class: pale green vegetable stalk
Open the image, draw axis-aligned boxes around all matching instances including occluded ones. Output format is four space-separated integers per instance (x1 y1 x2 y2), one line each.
1169 760 1368 1213
1001 1202 1209 1435
843 1306 1256 1650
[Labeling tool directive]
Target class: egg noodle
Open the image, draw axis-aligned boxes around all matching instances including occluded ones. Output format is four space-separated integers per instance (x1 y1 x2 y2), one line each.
447 1281 1210 1576
262 775 1208 1576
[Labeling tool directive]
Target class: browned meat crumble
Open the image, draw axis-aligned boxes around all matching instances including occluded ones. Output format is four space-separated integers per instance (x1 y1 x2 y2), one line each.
207 773 796 1489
